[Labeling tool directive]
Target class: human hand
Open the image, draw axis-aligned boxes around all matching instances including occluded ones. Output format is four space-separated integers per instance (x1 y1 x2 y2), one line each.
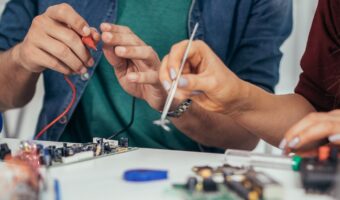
159 40 248 114
100 23 166 110
280 110 340 154
14 3 100 75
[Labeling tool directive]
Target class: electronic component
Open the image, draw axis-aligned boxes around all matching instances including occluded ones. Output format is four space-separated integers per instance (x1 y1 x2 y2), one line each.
1 138 137 168
300 146 338 193
173 164 282 200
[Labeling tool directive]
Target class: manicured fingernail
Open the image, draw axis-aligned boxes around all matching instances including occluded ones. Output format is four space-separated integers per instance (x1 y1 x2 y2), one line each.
103 32 113 41
163 80 171 91
328 134 340 142
178 77 188 88
80 67 87 74
279 139 287 150
116 46 126 55
83 26 91 36
192 90 203 95
288 137 300 148
127 73 138 82
87 58 94 66
170 68 177 80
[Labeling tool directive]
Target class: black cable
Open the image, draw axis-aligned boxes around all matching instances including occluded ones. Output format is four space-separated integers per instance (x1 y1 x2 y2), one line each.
107 97 136 140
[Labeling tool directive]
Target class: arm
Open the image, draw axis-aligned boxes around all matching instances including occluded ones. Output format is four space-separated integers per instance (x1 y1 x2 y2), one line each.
0 2 99 111
167 0 293 150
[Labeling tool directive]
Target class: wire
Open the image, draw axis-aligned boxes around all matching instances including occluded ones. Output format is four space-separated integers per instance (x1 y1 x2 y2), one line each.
107 97 136 140
34 75 76 140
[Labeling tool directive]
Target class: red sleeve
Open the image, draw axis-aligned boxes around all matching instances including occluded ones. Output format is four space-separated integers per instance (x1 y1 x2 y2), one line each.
295 0 340 111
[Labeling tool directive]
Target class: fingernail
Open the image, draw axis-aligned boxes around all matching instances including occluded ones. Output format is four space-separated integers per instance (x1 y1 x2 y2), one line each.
328 134 340 143
178 77 188 88
116 46 126 55
163 80 171 91
87 58 94 67
83 26 91 36
80 67 87 74
103 32 113 41
192 90 203 96
170 68 177 80
279 139 287 150
101 23 111 30
127 73 138 82
288 137 300 148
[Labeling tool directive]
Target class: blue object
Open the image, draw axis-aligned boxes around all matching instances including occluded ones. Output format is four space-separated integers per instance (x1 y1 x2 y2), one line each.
54 179 61 200
123 169 168 182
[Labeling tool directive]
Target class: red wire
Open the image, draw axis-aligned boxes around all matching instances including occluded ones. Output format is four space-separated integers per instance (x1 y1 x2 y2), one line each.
34 75 77 140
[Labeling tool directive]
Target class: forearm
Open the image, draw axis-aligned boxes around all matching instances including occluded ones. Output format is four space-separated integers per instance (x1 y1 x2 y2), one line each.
0 45 40 111
172 103 260 150
232 82 315 147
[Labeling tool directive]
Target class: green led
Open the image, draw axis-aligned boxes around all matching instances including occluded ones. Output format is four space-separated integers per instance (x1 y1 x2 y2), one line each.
292 155 302 171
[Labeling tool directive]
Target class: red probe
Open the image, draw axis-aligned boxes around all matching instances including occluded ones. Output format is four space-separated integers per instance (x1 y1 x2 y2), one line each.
35 36 97 140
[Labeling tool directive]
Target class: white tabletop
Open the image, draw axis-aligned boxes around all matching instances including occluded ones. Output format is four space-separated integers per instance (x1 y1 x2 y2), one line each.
0 138 334 200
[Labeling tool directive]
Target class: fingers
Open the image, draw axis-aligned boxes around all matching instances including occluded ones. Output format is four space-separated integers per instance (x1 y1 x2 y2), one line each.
126 71 159 84
43 18 93 67
100 23 132 34
34 48 72 75
101 32 142 46
167 40 206 78
45 3 91 36
36 35 87 74
281 111 340 152
115 46 158 66
90 28 101 44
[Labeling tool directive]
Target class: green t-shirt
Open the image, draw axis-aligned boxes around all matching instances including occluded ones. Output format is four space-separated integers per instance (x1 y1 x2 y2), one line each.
61 0 200 151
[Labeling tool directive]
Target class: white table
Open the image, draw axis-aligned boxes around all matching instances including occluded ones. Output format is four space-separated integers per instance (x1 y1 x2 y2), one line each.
0 138 334 200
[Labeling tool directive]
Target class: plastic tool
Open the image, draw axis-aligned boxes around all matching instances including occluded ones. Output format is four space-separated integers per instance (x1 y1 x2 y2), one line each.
153 23 199 131
123 169 168 182
82 36 97 51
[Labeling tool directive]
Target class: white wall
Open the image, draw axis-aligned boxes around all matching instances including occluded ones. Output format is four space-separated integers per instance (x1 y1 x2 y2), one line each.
0 0 319 152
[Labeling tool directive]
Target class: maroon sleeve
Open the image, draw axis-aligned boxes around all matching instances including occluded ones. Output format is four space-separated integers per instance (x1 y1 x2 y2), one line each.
295 0 340 111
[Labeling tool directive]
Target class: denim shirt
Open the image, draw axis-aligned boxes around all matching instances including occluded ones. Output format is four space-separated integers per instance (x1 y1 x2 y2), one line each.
0 0 292 141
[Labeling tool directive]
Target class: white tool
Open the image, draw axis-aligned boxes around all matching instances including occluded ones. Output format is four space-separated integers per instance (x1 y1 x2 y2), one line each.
154 23 199 131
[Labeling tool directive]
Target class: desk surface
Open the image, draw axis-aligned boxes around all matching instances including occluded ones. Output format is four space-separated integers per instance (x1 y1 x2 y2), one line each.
0 138 335 200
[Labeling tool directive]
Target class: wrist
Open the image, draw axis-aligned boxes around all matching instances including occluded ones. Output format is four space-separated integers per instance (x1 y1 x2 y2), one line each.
225 80 253 116
11 43 42 75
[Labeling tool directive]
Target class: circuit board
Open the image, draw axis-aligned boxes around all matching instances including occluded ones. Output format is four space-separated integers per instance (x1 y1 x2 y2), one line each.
0 137 137 168
171 184 242 200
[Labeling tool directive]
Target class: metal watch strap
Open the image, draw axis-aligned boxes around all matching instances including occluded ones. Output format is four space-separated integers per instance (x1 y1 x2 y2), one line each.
166 99 192 118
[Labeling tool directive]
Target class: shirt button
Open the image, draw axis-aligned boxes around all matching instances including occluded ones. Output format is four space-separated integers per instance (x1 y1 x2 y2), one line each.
81 72 90 81
59 116 68 124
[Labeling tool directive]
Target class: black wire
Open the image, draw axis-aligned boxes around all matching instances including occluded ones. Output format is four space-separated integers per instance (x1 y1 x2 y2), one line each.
107 97 136 140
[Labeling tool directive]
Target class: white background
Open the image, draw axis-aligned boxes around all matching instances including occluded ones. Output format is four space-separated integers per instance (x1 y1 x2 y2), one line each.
0 0 318 152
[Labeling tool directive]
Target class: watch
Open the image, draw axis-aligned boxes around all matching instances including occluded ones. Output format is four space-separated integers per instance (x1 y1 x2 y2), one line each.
166 99 192 118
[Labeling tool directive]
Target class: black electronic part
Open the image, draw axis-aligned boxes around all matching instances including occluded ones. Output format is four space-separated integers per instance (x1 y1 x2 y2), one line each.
0 143 11 160
119 137 129 148
300 157 337 192
185 177 198 192
203 178 218 192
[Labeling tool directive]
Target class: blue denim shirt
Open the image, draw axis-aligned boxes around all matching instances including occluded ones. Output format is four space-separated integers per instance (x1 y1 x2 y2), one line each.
0 0 292 141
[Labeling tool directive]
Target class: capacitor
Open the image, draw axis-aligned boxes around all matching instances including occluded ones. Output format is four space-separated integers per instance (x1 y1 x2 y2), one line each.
119 137 129 148
202 178 218 192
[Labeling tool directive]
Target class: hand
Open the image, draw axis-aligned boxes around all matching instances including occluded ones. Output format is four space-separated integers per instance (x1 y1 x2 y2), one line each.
159 40 247 114
100 23 166 110
280 110 340 154
13 3 100 75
